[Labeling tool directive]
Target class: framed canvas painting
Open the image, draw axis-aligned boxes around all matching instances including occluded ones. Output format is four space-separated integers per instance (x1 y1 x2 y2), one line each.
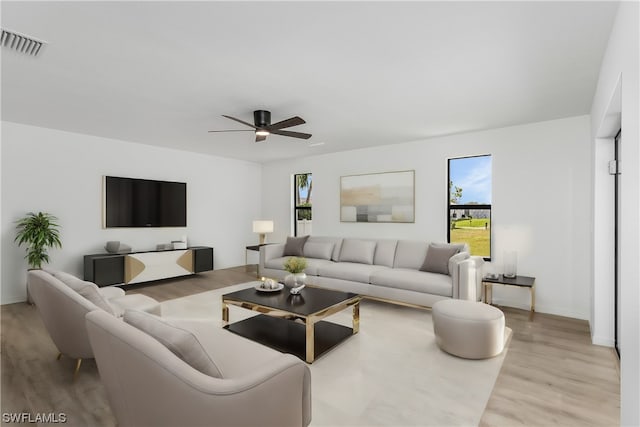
340 170 415 223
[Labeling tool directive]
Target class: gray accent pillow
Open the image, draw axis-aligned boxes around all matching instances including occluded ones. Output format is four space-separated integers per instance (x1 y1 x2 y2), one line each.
420 244 460 275
339 239 377 265
124 310 223 378
283 235 309 256
303 242 334 260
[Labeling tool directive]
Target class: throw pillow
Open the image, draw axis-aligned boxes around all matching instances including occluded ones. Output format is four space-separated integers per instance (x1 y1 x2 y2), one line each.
283 235 309 256
339 239 377 265
302 242 334 260
123 310 222 378
75 282 117 315
50 270 86 291
420 244 460 275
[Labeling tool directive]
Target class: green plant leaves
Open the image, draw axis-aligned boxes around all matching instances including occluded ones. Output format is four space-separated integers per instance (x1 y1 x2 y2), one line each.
14 212 62 269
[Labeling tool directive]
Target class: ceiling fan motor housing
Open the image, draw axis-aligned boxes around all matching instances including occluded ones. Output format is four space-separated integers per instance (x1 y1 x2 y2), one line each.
253 110 271 127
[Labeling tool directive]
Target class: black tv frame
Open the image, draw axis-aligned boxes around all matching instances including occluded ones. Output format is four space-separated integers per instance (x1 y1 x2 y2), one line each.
103 176 187 228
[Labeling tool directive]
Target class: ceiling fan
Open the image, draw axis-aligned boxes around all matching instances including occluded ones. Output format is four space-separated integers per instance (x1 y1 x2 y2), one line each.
208 110 312 142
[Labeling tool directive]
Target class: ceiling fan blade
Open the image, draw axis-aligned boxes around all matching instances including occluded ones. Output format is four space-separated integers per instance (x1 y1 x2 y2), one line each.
222 115 257 129
267 116 306 130
255 134 268 143
207 129 254 133
270 129 312 140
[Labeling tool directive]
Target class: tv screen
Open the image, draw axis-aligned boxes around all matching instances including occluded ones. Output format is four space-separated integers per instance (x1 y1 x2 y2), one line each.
104 176 187 228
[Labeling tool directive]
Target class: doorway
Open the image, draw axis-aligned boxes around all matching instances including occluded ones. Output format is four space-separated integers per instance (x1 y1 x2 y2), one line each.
614 129 621 357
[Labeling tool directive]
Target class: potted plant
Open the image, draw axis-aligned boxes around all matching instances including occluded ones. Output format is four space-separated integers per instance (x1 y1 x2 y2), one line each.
15 212 62 269
283 256 307 294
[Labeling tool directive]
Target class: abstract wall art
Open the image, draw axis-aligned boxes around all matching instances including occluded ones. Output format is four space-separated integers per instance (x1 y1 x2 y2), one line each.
340 170 415 223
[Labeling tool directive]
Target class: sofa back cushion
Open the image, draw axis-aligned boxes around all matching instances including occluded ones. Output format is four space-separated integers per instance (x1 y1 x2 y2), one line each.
48 270 85 291
124 310 223 378
306 236 343 261
303 241 334 260
393 240 429 269
49 269 116 315
75 282 117 315
373 239 398 267
283 235 309 256
339 239 377 265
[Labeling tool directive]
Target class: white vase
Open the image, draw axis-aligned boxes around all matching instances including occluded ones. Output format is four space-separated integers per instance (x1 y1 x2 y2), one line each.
284 273 306 294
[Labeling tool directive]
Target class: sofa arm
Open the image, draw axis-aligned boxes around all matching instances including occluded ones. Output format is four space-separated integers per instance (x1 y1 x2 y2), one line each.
455 256 485 301
259 244 286 273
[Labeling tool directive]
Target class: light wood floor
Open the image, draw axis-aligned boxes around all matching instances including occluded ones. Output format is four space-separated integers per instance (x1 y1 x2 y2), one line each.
1 266 620 426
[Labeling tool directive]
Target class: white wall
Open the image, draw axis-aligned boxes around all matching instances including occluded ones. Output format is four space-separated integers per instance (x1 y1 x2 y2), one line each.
590 2 639 425
262 115 592 320
1 122 262 304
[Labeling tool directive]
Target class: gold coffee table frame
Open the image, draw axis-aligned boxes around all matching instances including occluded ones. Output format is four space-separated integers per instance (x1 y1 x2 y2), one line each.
222 294 361 363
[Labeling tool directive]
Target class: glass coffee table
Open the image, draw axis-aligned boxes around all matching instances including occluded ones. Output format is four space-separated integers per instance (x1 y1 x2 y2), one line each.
222 284 361 363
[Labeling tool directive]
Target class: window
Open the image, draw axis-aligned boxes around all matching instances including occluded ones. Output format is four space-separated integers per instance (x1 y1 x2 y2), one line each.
294 173 312 236
448 155 492 259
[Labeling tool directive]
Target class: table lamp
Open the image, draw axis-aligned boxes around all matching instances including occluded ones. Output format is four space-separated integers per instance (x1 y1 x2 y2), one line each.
253 220 274 245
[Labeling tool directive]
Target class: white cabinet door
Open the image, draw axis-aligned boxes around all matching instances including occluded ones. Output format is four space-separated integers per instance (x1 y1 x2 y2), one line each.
125 250 193 284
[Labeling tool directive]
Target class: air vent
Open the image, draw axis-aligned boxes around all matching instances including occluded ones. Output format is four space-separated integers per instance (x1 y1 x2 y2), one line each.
1 29 45 56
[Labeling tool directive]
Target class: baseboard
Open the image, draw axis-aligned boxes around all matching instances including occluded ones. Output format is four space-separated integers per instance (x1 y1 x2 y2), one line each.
591 334 614 347
489 297 588 321
1 294 28 305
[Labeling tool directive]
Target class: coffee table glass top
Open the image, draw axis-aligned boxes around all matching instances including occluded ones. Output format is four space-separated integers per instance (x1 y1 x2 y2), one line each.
223 285 358 317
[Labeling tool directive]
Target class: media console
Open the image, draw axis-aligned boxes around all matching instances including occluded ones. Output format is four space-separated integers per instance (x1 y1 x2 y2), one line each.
84 246 213 287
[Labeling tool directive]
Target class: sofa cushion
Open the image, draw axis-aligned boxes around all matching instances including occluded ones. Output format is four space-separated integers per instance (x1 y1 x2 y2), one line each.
123 310 223 378
373 240 398 267
48 269 118 315
370 268 453 297
303 258 335 276
265 256 334 276
306 236 343 261
318 262 389 283
339 239 377 265
303 241 334 260
420 244 460 275
265 256 291 271
168 318 286 379
283 235 309 256
98 286 126 300
49 270 86 292
76 282 117 315
393 240 429 270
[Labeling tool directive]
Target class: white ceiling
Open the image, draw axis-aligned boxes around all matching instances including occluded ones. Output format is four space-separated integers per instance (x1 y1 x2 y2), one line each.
1 1 618 163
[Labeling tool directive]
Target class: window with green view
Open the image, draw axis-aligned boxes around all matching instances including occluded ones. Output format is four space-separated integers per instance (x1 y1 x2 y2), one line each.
294 173 312 236
448 155 492 259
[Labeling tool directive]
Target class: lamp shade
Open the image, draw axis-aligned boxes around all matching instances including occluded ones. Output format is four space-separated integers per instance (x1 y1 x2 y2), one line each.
253 220 274 234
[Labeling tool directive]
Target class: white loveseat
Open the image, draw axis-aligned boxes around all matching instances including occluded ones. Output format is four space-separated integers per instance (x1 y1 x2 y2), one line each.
259 236 484 308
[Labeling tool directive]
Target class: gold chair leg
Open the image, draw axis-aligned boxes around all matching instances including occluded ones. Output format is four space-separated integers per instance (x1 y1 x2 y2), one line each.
73 359 82 379
56 353 62 360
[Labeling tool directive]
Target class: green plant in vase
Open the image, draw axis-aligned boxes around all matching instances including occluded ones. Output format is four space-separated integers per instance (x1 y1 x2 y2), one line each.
15 212 62 269
283 257 307 294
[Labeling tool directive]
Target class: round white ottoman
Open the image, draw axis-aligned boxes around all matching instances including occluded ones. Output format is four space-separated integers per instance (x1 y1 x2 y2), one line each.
432 300 505 359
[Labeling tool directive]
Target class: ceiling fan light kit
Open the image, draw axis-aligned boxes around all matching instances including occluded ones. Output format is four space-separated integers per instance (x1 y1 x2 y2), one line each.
209 109 312 143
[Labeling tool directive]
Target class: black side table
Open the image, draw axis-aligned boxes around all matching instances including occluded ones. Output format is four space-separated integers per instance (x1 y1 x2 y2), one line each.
482 274 536 314
245 243 273 278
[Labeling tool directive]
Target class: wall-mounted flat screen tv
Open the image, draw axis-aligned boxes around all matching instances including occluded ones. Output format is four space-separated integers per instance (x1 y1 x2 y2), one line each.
104 176 187 228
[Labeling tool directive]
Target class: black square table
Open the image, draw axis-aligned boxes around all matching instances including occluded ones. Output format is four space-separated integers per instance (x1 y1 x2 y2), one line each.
482 274 536 314
222 285 361 363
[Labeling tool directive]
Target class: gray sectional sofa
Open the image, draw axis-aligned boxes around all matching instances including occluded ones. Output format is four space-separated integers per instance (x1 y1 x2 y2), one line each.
259 236 485 308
